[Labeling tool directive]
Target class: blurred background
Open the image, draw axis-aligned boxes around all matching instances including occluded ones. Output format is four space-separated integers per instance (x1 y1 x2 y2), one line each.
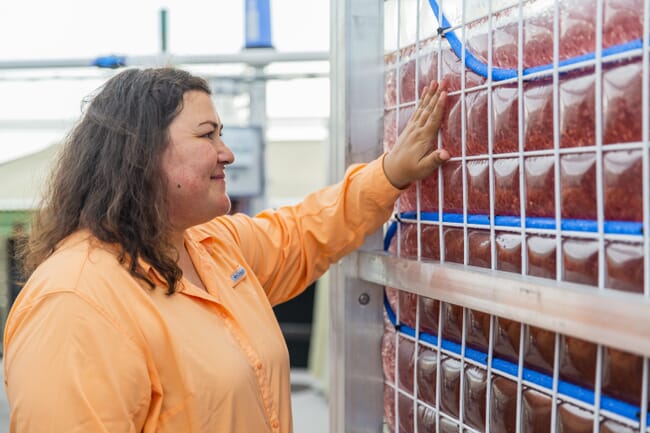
0 1 331 431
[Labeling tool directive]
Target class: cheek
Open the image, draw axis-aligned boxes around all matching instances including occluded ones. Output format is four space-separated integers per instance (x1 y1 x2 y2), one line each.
170 173 204 197
165 160 206 188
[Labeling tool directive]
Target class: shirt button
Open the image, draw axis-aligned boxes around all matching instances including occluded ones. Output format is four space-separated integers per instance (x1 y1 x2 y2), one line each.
255 361 263 370
272 420 279 428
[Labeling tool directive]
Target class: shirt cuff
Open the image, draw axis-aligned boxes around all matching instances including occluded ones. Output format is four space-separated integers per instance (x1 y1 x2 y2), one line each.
363 153 406 209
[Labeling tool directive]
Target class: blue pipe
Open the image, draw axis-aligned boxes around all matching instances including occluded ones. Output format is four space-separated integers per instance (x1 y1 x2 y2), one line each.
245 0 274 49
426 0 643 81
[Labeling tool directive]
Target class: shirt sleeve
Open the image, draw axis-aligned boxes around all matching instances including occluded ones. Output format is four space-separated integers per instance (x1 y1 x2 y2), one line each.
218 154 403 306
4 292 153 433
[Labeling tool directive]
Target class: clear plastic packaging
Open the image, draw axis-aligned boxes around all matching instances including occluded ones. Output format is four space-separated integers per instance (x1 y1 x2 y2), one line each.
417 49 439 97
466 90 489 156
398 393 415 433
524 326 555 376
466 309 491 352
400 55 417 104
440 356 462 418
419 295 440 336
493 85 519 154
444 227 465 263
559 335 597 389
603 150 643 221
561 153 597 220
562 238 599 286
527 235 557 279
384 108 397 151
467 160 490 214
605 241 644 293
560 70 596 148
556 403 593 433
490 377 517 433
522 389 552 433
494 158 520 215
385 69 397 109
603 62 642 145
417 345 438 406
384 383 396 433
398 336 416 393
399 290 418 329
469 229 492 268
441 302 464 343
464 367 488 431
443 161 464 213
496 232 522 273
524 80 554 151
494 318 521 363
525 156 555 218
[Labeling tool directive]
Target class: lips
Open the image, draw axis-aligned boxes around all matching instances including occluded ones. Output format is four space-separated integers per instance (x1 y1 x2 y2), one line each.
210 173 225 181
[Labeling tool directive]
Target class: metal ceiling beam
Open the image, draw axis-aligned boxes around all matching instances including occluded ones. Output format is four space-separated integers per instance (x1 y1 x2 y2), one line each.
0 50 329 71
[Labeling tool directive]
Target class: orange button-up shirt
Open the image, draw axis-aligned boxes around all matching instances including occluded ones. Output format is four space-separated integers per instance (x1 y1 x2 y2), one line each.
4 156 401 433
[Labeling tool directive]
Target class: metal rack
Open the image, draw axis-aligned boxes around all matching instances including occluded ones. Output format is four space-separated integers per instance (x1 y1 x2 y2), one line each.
330 0 650 432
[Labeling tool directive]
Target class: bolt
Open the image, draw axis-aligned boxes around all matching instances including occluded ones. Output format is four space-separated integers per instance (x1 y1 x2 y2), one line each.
358 293 370 305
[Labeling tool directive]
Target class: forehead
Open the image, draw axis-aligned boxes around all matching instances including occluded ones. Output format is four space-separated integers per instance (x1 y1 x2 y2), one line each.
175 90 220 124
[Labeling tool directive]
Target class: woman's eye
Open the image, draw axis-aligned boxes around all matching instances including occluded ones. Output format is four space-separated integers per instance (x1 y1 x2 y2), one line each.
202 131 215 140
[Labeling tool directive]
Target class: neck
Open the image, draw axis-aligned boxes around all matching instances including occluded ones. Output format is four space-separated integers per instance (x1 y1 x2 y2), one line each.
169 230 186 260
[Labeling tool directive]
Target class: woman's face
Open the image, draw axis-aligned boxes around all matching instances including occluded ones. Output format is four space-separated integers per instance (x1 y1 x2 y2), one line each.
162 90 235 230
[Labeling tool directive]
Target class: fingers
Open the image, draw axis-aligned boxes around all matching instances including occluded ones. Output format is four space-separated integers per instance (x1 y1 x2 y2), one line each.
417 81 446 127
424 90 447 129
411 82 439 124
411 86 428 125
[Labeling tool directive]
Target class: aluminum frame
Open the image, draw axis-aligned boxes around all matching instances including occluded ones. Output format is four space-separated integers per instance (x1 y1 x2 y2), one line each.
330 0 386 432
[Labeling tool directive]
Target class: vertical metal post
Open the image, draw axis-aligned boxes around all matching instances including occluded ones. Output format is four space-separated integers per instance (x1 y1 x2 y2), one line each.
159 9 168 54
246 66 268 216
330 0 385 431
245 0 274 49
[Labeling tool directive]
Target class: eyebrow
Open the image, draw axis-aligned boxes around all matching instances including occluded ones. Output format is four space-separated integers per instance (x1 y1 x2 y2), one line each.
198 121 220 130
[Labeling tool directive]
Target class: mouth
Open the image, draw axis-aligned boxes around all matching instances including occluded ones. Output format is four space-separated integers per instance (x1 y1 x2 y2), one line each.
210 174 225 181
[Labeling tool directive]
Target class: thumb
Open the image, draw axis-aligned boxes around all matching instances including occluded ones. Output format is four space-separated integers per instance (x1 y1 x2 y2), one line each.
422 148 450 171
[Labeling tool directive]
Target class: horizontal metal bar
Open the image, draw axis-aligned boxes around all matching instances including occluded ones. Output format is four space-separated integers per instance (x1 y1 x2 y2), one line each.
0 119 76 130
0 116 329 131
0 51 330 70
0 71 329 83
350 250 650 357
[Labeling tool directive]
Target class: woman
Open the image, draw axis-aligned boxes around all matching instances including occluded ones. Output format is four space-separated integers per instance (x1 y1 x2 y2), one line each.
4 67 448 432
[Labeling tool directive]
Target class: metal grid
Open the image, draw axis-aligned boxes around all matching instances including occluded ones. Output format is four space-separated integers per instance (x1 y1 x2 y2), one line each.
384 0 648 291
378 0 650 432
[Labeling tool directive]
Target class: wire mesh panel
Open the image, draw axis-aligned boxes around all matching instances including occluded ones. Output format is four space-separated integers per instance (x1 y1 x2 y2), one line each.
379 0 650 432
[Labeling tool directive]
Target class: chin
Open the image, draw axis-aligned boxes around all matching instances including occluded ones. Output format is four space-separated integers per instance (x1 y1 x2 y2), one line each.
217 196 232 216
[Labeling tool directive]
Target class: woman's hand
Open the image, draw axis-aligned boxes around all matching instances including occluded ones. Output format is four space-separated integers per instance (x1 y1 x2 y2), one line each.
383 81 449 189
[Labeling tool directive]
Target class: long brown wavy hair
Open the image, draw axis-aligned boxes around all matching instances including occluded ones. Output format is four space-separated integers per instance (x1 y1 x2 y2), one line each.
23 67 211 294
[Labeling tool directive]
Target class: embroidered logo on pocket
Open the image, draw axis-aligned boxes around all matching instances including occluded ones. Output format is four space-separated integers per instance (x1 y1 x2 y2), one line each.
230 266 246 285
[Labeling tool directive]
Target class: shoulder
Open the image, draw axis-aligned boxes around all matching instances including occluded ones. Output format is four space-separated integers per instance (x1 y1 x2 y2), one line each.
29 232 123 286
15 231 144 313
7 231 152 350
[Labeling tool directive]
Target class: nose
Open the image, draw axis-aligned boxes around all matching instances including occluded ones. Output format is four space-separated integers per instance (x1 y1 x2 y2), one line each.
217 139 235 165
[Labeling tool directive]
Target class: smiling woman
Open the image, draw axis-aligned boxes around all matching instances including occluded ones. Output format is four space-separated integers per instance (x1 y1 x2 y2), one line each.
163 91 234 233
3 67 449 433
